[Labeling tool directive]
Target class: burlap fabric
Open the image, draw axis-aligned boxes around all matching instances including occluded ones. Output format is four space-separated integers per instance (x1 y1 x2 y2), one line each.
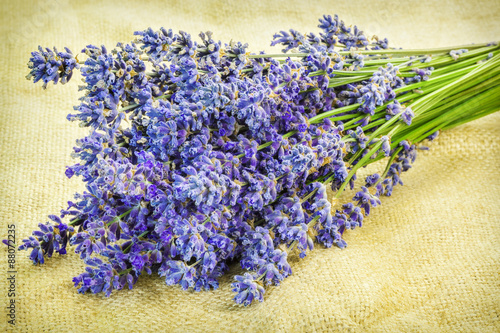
1 0 499 331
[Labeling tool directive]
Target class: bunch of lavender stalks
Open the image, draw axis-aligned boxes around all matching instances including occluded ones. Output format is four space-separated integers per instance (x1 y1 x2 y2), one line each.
7 15 499 306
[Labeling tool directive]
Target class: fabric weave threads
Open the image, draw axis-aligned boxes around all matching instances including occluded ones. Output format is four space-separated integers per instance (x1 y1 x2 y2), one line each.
1 0 499 331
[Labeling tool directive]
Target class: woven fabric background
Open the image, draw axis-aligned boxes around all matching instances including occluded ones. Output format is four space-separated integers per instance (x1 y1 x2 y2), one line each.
1 0 499 331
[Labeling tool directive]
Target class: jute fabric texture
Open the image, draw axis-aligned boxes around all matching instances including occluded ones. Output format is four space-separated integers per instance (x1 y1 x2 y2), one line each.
0 0 499 331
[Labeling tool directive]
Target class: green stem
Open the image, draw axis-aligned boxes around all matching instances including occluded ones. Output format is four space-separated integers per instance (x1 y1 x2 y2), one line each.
123 230 149 253
250 42 495 59
106 208 133 226
333 141 384 198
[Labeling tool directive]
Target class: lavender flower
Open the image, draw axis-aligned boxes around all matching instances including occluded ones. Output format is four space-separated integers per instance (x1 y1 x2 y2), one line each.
17 13 499 306
231 273 265 306
26 46 78 88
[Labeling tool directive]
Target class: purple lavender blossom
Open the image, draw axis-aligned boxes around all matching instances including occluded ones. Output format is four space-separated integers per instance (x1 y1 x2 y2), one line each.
21 13 483 307
18 217 74 264
231 273 265 306
26 46 78 88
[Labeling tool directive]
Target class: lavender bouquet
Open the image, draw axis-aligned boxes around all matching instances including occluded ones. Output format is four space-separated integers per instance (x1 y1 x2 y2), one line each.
10 15 500 306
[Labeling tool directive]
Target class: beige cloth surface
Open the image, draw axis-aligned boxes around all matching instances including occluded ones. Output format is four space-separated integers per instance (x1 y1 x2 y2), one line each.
1 0 499 331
